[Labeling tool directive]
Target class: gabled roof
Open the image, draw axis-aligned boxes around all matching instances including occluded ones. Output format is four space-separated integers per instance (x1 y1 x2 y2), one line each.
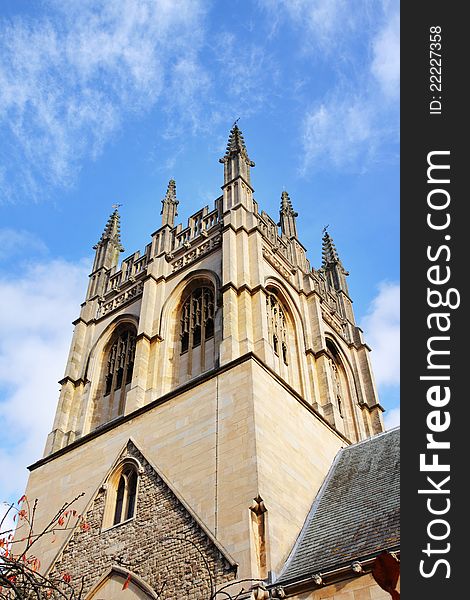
277 427 400 584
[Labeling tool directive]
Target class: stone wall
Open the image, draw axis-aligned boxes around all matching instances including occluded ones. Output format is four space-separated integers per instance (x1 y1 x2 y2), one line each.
51 442 236 599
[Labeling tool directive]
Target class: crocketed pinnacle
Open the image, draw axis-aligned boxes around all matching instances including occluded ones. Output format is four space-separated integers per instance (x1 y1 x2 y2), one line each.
164 179 177 204
219 122 255 167
321 230 341 268
94 208 124 252
161 179 179 227
280 190 298 217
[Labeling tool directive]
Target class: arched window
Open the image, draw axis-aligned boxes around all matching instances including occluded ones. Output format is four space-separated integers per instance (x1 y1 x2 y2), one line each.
113 464 138 525
266 293 288 365
102 326 136 420
103 462 139 529
180 286 215 354
326 338 355 437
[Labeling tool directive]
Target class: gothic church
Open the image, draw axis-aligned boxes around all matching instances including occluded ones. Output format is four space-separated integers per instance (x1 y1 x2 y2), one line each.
21 124 400 599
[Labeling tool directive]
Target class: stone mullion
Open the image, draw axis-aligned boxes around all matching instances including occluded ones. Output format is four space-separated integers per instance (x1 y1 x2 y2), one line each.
118 337 131 416
107 343 119 422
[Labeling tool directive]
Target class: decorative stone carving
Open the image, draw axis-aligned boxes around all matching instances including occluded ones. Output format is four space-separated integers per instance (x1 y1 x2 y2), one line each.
262 246 293 280
98 281 144 318
171 234 222 273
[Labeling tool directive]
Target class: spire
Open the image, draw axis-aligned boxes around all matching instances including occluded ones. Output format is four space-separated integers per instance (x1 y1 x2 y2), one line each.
321 228 349 293
161 179 179 227
321 229 340 268
219 122 255 195
279 190 298 238
90 207 124 278
220 122 255 167
94 208 124 252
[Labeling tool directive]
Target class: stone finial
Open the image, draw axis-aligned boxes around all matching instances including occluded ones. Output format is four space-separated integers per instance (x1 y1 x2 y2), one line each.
279 191 298 238
321 229 341 268
161 179 179 227
88 207 125 295
93 208 124 253
280 191 297 217
219 122 255 167
219 123 256 207
249 495 267 516
320 228 350 293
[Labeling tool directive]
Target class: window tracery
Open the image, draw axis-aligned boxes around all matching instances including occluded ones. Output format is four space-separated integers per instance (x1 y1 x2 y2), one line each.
266 293 288 365
180 286 215 354
103 328 136 416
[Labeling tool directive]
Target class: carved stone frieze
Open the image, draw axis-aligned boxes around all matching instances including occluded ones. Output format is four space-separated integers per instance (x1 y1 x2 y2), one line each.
262 246 294 280
171 234 222 273
98 280 144 318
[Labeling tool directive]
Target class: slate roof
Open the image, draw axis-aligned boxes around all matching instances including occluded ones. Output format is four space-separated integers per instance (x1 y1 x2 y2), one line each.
277 427 400 584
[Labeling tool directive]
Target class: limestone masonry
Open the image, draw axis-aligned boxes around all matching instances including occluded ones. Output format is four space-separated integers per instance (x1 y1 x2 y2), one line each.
22 124 399 599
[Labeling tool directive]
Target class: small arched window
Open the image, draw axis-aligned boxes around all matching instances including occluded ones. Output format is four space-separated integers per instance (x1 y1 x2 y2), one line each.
113 464 138 525
180 286 215 354
103 462 139 529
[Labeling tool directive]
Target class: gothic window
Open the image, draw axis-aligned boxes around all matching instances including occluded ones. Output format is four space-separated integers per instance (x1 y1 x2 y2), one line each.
266 293 289 365
113 464 138 525
103 327 136 418
180 287 215 354
329 359 344 419
103 462 139 529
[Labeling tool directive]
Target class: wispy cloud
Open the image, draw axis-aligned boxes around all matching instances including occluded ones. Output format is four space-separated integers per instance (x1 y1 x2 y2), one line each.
371 9 400 100
0 229 48 261
259 0 368 54
0 255 89 502
361 281 400 388
0 0 206 202
300 91 380 173
261 0 400 173
384 407 400 430
213 32 276 118
360 281 400 430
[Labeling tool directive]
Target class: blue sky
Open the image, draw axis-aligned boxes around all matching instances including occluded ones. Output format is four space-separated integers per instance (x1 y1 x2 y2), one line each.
0 0 399 506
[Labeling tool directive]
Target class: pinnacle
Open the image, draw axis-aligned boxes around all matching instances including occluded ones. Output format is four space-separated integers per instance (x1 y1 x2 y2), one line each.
94 208 124 251
322 229 340 267
280 190 298 217
219 122 255 166
164 179 178 204
161 179 179 226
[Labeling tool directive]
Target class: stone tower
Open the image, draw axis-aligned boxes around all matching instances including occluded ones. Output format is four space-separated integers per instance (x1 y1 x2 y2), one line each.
23 124 384 597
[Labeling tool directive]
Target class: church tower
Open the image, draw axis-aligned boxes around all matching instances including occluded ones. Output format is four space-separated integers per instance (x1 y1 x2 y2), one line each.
22 124 385 598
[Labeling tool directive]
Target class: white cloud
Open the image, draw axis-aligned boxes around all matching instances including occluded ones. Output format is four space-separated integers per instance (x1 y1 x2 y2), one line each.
0 229 48 261
371 10 400 99
259 0 365 53
0 0 206 202
361 281 400 387
384 407 400 430
261 0 400 173
301 92 380 173
213 32 275 118
0 256 89 503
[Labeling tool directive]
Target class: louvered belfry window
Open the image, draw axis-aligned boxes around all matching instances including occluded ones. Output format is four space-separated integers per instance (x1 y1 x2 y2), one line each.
180 287 215 353
104 328 136 414
266 293 288 365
